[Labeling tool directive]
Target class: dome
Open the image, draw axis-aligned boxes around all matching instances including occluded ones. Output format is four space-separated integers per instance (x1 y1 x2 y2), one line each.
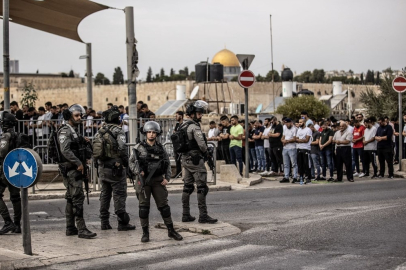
212 48 240 67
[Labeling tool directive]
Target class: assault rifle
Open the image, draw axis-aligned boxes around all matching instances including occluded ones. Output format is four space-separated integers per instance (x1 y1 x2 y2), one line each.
206 147 215 180
132 148 147 198
79 139 93 205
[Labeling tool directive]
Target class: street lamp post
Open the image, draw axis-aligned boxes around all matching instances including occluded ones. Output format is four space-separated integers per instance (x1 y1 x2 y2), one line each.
79 43 93 109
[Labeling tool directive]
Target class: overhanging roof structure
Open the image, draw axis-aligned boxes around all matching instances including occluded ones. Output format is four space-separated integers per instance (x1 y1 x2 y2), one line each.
0 0 109 42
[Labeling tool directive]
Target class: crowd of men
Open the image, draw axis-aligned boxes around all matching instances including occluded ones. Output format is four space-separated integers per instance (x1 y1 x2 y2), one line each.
204 111 401 183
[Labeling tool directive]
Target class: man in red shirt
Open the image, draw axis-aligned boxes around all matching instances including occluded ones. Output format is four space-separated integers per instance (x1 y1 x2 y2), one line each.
352 120 366 177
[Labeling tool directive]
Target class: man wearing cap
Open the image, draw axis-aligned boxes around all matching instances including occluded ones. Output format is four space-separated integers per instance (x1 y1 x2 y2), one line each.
280 118 298 183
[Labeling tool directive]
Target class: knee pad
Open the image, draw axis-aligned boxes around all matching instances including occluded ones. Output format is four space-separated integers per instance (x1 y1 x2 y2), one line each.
73 204 84 218
117 212 130 225
183 184 195 195
139 206 150 219
158 205 171 218
197 184 209 196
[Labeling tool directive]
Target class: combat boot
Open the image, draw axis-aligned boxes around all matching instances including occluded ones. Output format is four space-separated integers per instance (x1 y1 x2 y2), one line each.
13 224 21 234
66 227 78 236
0 218 16 235
141 226 149 243
101 221 112 230
118 223 136 231
78 228 97 239
166 223 183 241
198 215 218 224
182 214 196 222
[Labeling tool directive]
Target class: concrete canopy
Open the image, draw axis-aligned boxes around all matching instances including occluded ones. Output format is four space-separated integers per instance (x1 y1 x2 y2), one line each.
0 0 109 43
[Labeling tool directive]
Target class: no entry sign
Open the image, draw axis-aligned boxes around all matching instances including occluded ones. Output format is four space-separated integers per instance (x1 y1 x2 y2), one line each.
238 70 255 88
392 76 406 93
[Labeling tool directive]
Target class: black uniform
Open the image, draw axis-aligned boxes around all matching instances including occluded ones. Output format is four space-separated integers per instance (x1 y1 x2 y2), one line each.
0 128 21 234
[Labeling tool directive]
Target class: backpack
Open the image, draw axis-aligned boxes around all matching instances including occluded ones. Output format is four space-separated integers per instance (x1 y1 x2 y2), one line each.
92 125 118 160
170 122 192 153
47 126 63 163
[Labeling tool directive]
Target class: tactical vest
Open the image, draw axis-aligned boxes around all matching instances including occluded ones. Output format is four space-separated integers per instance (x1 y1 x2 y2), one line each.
139 141 167 177
92 124 120 161
187 122 202 152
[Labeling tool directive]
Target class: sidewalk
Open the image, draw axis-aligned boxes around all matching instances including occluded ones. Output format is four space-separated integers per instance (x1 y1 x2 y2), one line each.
0 221 241 270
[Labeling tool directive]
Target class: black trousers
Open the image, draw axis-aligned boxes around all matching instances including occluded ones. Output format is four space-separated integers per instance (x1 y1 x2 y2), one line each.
222 144 231 164
297 149 310 177
336 146 353 181
264 147 271 171
363 150 378 176
377 148 394 177
270 146 283 173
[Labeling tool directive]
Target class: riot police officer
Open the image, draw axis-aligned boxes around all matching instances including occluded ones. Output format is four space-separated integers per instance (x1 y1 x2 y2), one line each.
0 112 21 234
129 121 183 243
181 100 217 224
95 107 135 231
58 104 96 239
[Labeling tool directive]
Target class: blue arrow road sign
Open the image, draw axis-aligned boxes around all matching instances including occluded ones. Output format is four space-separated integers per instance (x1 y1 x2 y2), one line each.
4 148 39 188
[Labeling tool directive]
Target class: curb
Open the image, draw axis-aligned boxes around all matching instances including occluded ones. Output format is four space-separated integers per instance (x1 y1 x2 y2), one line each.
27 185 232 201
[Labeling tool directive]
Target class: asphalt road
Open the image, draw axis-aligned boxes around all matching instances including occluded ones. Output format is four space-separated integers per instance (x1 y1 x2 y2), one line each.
25 179 406 270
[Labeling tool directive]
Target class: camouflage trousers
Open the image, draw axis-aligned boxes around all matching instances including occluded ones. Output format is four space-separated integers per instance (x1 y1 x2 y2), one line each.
181 156 208 217
0 176 21 225
98 167 129 225
63 169 86 230
135 175 172 227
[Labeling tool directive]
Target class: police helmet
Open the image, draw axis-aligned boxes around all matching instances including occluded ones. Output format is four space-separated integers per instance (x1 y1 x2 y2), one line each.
0 111 17 129
141 121 162 136
186 100 208 116
62 104 85 122
102 106 121 124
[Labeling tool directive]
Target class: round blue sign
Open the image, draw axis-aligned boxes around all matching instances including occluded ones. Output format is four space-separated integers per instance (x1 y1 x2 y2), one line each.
4 148 40 188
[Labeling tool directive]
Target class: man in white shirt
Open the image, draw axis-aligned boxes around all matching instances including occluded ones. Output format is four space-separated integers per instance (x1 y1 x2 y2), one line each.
363 118 378 178
279 118 298 183
207 121 220 147
295 118 312 183
260 118 272 176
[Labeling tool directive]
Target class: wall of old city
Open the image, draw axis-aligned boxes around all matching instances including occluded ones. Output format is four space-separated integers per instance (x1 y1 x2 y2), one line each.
2 77 379 113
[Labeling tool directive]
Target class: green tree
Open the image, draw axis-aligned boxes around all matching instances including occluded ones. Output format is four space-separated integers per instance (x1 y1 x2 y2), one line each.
20 83 38 108
61 72 68 78
365 70 375 84
231 76 238 82
184 67 189 77
160 68 165 77
188 71 195 81
112 67 124 85
276 95 330 120
375 71 380 85
360 73 364 84
146 67 153 82
265 70 280 82
256 74 265 82
68 70 75 78
310 69 325 83
360 76 405 119
170 68 175 77
94 72 110 85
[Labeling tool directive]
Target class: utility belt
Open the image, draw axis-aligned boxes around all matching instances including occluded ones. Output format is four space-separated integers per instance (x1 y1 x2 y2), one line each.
186 152 204 165
102 163 124 177
58 163 74 178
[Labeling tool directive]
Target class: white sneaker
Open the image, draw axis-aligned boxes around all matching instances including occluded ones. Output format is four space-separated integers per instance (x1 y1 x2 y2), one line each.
358 173 365 178
353 172 359 177
260 171 270 176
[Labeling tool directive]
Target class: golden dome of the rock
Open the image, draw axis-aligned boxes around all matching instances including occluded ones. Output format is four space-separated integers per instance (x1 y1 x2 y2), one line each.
212 48 240 67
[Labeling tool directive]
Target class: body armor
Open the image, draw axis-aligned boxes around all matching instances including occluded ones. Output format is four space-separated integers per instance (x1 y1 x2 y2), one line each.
139 141 167 178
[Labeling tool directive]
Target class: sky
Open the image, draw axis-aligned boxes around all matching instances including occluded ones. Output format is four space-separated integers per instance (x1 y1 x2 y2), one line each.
1 0 405 81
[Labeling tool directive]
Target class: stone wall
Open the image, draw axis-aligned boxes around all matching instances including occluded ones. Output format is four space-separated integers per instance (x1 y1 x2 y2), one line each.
2 79 380 113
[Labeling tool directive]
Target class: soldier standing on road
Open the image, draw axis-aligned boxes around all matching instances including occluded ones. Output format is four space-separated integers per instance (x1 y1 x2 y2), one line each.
181 100 218 224
58 104 97 239
0 112 21 235
94 107 135 231
129 121 183 243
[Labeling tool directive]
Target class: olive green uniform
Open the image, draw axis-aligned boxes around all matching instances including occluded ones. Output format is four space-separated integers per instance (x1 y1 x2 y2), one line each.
181 119 210 217
96 124 130 226
0 129 21 227
129 141 172 227
58 124 91 231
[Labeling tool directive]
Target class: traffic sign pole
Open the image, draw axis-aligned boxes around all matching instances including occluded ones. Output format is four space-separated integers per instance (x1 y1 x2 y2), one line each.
236 55 255 178
399 92 402 171
21 187 32 255
392 76 406 171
